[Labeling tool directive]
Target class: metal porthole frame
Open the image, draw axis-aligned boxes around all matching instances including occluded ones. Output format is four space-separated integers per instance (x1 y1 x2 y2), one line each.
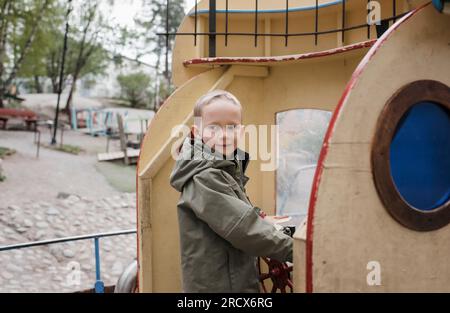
432 0 450 13
371 80 450 232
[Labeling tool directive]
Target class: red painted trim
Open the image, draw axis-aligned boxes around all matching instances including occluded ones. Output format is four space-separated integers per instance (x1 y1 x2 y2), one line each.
0 108 37 119
183 40 376 67
135 153 140 292
304 3 430 293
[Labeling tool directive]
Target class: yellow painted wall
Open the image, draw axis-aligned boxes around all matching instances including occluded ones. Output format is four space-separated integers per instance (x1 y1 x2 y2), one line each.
138 46 368 291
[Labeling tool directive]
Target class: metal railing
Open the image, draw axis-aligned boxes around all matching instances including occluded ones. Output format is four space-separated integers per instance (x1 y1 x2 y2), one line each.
0 229 137 293
159 0 407 57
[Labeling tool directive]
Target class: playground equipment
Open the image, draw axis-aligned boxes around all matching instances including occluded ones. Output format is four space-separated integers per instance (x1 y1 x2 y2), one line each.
69 107 153 164
71 107 154 138
97 114 140 165
0 108 37 131
135 0 449 292
71 107 109 136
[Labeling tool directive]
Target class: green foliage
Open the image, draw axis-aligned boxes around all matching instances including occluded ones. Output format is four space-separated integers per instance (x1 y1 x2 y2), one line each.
117 71 151 108
57 144 83 155
1 0 186 111
0 0 110 100
0 146 16 158
134 0 185 79
43 143 83 155
0 0 60 102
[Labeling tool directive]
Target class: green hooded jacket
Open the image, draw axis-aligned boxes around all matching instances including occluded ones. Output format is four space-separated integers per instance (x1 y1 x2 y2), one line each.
169 136 293 293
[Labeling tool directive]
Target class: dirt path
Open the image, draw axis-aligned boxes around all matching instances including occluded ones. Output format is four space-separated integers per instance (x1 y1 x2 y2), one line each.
0 128 134 207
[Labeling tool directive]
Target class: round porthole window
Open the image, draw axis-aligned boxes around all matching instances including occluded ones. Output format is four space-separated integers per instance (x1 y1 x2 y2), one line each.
372 80 450 231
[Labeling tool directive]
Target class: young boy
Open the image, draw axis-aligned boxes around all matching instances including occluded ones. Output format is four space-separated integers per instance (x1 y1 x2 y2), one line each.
169 90 293 293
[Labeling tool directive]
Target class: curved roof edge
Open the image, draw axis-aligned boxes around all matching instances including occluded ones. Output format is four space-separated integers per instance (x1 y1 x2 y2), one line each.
183 40 376 67
187 0 343 16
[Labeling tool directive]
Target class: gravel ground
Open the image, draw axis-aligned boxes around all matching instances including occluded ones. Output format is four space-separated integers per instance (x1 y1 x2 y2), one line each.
0 128 138 292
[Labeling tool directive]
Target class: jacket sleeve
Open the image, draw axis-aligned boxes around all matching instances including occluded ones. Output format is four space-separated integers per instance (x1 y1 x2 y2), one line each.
184 168 293 262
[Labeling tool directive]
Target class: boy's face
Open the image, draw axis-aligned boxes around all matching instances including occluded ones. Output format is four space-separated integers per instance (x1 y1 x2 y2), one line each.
194 98 243 157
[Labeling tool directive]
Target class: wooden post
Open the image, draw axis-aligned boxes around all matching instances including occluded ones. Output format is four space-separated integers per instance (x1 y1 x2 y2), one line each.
117 114 129 165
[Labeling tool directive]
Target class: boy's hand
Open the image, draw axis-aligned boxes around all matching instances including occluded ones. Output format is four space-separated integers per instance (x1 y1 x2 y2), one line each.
264 215 291 225
264 216 295 237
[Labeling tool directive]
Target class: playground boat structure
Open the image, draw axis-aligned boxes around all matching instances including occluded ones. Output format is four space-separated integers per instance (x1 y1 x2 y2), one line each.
136 0 449 293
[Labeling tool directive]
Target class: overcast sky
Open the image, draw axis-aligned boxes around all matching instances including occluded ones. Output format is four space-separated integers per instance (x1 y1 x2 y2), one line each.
109 0 195 26
103 0 195 66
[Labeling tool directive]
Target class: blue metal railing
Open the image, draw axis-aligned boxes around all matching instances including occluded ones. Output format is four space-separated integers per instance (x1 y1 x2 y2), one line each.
0 229 137 293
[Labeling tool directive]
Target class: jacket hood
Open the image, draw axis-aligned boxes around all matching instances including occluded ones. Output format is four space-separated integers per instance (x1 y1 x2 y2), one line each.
169 135 249 192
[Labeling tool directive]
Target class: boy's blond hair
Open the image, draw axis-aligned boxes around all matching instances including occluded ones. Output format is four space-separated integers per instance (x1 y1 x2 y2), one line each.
193 90 242 119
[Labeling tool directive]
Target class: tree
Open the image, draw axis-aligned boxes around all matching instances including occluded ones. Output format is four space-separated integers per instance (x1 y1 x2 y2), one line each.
134 0 185 87
18 8 65 94
44 31 77 94
0 0 58 106
63 0 109 113
117 72 151 108
18 0 112 96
